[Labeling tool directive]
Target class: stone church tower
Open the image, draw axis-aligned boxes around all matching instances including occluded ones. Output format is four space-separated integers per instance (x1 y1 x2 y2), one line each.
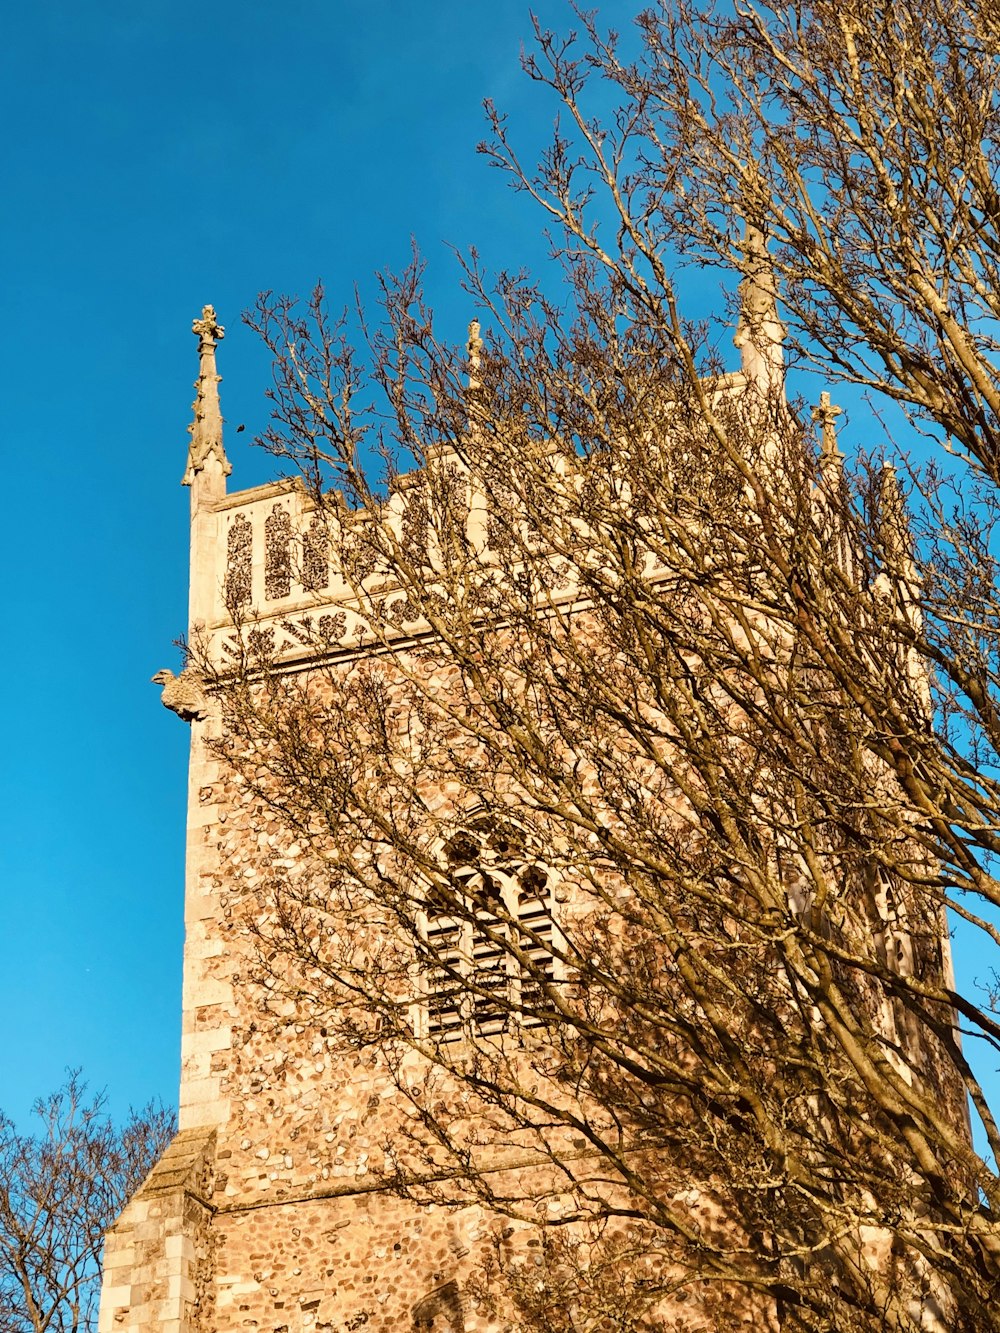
97 304 968 1333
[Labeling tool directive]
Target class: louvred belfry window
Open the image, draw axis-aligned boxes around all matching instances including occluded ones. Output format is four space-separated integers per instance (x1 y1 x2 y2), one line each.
419 817 557 1040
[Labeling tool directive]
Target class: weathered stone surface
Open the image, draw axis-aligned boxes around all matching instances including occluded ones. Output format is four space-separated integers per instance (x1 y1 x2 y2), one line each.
100 307 945 1333
98 1128 216 1333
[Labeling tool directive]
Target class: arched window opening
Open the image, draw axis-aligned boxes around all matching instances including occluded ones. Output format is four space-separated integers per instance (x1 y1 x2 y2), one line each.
420 815 557 1041
412 1280 465 1332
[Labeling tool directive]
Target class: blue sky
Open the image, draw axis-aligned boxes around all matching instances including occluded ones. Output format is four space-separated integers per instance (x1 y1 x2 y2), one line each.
0 0 579 1126
0 0 996 1147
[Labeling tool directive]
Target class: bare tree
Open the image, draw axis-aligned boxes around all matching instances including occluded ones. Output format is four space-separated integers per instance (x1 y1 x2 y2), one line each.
203 2 1000 1329
0 1074 174 1333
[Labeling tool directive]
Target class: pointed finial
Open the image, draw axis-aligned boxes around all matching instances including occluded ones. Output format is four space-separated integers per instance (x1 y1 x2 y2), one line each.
733 224 786 397
812 391 842 449
878 463 910 566
467 318 483 390
812 390 844 481
875 462 923 640
183 304 231 489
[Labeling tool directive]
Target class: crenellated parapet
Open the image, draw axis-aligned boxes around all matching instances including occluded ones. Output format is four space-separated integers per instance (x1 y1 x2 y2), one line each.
198 452 498 670
178 299 858 688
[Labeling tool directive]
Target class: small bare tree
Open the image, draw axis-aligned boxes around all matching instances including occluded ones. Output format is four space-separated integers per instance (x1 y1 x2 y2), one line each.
203 2 1000 1329
0 1074 174 1333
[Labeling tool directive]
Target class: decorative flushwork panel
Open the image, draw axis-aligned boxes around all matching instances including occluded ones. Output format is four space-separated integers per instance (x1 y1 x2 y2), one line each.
218 609 358 663
225 513 252 609
210 450 492 645
318 610 348 643
265 504 292 600
302 515 329 591
400 483 429 559
340 523 378 585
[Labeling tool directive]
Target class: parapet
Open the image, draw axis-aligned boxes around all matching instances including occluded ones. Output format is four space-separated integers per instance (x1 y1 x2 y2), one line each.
191 450 485 671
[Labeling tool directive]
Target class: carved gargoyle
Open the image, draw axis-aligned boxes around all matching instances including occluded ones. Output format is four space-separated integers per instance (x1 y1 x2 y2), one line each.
151 668 209 723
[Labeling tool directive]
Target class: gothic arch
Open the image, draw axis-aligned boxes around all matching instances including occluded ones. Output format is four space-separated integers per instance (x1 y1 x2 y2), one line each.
418 809 558 1039
412 1280 465 1332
